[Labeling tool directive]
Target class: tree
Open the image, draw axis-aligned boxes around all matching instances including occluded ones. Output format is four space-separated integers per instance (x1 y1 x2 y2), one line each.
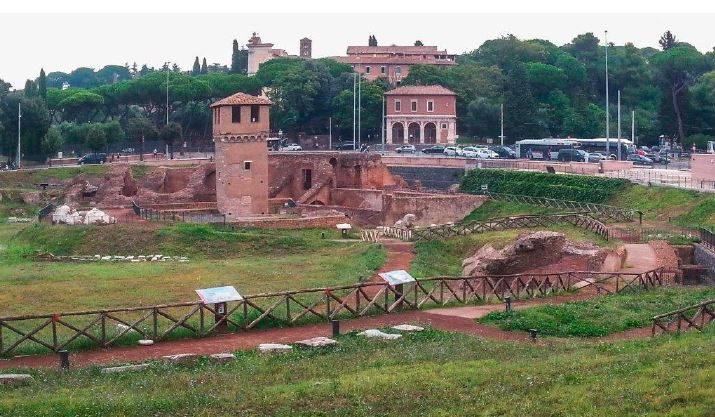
503 65 542 139
41 126 63 157
659 31 678 50
652 44 708 141
0 95 51 161
192 57 201 76
84 124 107 151
231 40 248 74
58 90 105 122
102 120 125 148
38 69 47 100
159 122 182 159
201 58 208 74
414 40 424 46
24 80 37 97
126 116 158 159
368 35 378 47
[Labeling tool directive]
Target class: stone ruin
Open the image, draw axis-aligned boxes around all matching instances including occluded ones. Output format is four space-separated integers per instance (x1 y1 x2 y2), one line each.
51 205 116 225
462 231 605 276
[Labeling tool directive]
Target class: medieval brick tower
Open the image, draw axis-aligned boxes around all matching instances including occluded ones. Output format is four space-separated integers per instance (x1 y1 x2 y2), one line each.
300 37 312 58
211 92 272 219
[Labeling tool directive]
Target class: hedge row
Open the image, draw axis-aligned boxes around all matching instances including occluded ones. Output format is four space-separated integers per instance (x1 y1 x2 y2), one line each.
460 169 630 204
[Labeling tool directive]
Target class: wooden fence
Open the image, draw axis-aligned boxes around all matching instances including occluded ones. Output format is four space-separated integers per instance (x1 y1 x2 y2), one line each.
477 191 640 223
651 299 714 336
0 268 668 357
700 228 715 252
409 213 610 242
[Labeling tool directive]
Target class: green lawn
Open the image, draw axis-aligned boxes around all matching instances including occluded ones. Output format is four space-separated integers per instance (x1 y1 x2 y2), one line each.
481 286 715 337
0 223 386 316
1 327 713 416
460 199 553 223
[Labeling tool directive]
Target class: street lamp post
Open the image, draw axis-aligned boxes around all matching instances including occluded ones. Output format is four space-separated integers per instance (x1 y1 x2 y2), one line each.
17 102 21 169
605 30 610 156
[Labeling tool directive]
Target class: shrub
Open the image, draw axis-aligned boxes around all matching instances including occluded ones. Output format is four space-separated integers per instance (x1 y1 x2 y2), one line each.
460 169 630 203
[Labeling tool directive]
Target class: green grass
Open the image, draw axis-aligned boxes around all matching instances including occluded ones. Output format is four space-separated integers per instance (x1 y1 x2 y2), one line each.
609 185 715 228
1 327 713 416
481 286 715 337
0 222 387 316
461 199 552 223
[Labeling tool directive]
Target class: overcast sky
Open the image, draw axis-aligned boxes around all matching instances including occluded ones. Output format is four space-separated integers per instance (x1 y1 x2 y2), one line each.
2 12 715 88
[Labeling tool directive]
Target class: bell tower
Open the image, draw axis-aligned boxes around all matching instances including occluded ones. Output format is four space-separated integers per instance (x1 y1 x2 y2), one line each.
211 92 272 219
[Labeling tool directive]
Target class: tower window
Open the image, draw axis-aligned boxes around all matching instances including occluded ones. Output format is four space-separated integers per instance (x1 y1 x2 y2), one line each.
232 106 241 123
251 105 260 122
365 66 371 74
381 66 386 74
244 161 252 170
411 100 417 112
395 100 401 112
427 100 434 112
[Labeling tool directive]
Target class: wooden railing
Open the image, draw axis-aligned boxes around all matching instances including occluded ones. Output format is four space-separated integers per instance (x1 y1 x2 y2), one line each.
410 213 610 242
651 299 715 336
700 228 715 252
476 191 640 224
0 268 669 357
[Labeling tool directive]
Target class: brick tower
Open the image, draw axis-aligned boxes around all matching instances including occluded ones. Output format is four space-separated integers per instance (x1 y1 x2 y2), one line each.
300 37 312 58
211 92 273 219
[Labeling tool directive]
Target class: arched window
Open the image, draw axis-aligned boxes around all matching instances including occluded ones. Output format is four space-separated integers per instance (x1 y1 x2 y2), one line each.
424 123 437 144
392 122 405 144
408 122 421 144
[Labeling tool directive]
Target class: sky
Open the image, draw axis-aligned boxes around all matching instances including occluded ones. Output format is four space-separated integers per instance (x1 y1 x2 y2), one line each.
2 11 715 88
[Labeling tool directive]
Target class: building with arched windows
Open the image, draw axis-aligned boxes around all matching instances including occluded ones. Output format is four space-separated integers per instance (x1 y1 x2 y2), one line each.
385 85 457 146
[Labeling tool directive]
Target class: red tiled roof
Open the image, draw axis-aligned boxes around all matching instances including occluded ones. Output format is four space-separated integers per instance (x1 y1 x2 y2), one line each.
335 55 456 66
347 45 448 55
211 92 273 107
384 85 457 96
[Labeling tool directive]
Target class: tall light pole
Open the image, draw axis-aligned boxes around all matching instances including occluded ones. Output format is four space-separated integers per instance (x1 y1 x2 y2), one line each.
500 102 505 146
605 30 610 156
358 74 362 150
631 109 636 145
328 117 332 150
352 73 357 150
165 62 170 158
381 94 385 149
17 102 21 169
617 90 622 160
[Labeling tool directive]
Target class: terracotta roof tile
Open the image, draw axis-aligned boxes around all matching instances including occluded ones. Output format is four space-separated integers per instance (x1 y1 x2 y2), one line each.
347 45 448 55
335 55 456 66
211 92 273 107
384 85 457 96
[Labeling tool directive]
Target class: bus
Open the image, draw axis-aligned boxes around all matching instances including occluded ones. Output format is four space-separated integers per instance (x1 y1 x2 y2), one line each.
514 139 579 160
572 138 635 157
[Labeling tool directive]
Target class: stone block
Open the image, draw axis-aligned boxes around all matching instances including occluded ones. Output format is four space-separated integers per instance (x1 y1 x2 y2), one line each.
392 324 425 332
162 353 198 364
0 374 33 387
101 363 151 374
295 337 337 348
258 343 293 353
208 353 236 363
357 329 402 340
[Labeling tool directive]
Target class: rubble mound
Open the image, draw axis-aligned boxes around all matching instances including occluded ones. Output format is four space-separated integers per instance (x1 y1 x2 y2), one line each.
51 205 116 225
462 231 602 276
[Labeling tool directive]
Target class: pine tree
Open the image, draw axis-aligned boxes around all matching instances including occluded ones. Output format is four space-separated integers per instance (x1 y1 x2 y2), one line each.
368 35 378 46
38 68 47 100
201 58 208 74
659 31 678 50
192 57 201 75
414 40 424 46
24 79 37 97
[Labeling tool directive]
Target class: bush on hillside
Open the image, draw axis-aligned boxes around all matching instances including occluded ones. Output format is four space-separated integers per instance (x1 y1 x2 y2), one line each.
460 169 630 204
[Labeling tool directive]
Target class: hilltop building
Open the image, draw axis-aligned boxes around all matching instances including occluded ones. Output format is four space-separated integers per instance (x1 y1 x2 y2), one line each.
336 43 456 84
384 85 457 145
246 33 313 76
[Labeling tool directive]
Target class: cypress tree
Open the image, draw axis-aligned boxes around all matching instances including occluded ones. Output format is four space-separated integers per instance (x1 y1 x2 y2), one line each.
192 57 201 75
38 68 47 100
231 39 240 73
201 57 208 74
24 80 36 97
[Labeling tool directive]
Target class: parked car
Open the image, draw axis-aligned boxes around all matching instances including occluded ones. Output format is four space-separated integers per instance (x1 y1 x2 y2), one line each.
422 145 446 154
490 146 516 159
587 152 608 163
443 146 459 156
395 145 416 154
627 154 653 166
77 153 107 165
557 148 588 162
462 147 496 159
333 142 356 150
455 147 466 157
280 144 302 151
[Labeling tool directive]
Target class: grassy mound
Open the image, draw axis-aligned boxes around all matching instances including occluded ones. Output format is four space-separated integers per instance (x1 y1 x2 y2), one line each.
461 169 630 203
480 286 715 337
1 327 712 416
9 222 344 259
